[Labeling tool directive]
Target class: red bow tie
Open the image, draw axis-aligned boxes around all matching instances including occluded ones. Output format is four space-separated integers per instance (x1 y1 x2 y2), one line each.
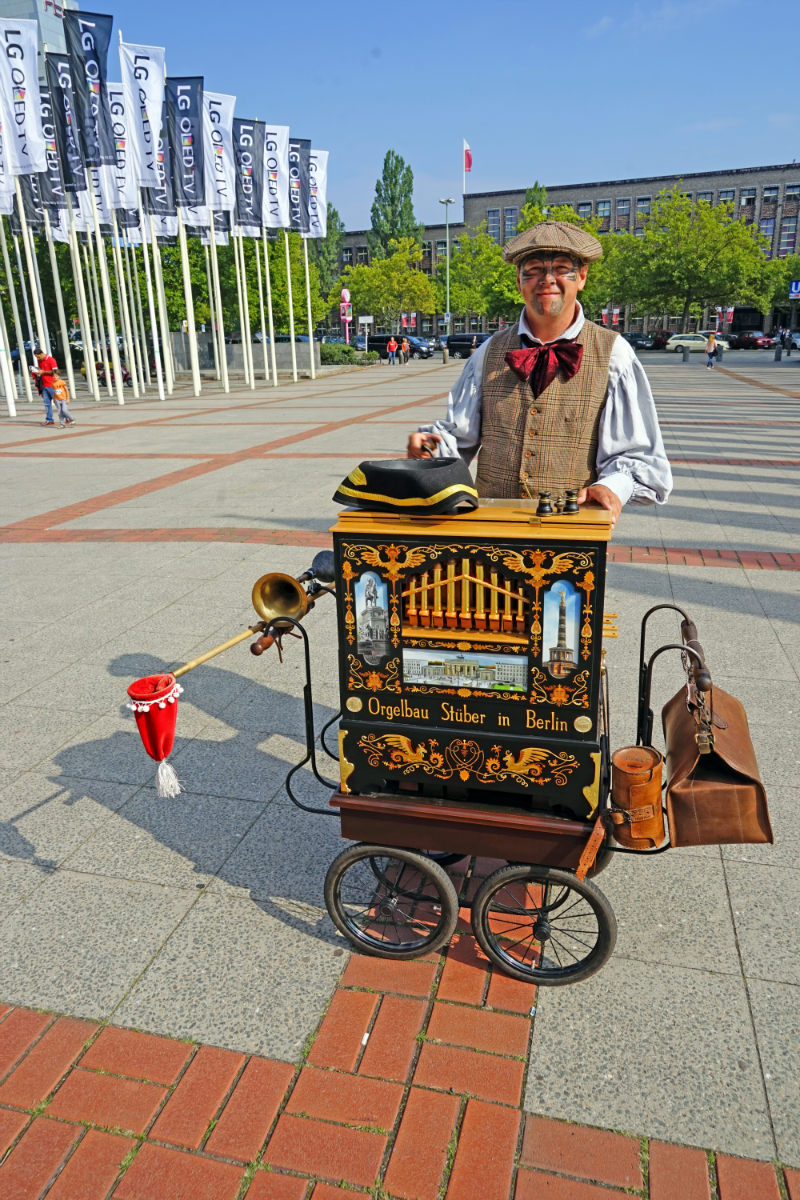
504 340 584 398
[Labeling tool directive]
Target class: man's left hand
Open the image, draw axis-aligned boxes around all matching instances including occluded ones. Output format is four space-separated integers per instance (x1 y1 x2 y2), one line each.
576 483 622 527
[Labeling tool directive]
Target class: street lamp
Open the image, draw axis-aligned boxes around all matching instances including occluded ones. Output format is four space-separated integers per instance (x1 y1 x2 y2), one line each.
439 197 454 335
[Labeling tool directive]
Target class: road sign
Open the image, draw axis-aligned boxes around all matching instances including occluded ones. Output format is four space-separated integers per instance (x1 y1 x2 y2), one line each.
789 280 800 299
444 312 450 321
341 288 351 302
358 315 374 325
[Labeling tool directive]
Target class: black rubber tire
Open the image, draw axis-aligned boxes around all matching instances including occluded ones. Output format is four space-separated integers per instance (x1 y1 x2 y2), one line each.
324 843 459 959
412 351 420 359
451 350 464 359
471 864 616 985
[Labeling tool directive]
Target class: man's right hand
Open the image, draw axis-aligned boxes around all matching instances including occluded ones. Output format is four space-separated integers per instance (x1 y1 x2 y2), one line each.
407 432 442 459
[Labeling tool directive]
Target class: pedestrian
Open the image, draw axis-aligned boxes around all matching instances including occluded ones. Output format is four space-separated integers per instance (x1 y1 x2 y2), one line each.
31 346 58 425
387 336 398 365
783 329 793 355
705 332 717 369
401 337 410 364
407 220 672 526
52 370 75 427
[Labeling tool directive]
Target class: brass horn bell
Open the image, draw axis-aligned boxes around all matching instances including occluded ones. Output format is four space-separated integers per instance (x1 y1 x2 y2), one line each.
251 572 309 630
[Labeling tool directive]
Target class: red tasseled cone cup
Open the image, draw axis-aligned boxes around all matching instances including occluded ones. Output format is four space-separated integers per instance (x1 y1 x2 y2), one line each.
127 673 179 763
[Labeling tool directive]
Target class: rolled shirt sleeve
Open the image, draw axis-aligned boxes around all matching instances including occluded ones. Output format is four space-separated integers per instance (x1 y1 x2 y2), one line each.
597 338 672 505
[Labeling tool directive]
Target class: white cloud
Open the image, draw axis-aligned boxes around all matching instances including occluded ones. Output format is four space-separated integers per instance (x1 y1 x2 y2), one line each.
583 16 613 37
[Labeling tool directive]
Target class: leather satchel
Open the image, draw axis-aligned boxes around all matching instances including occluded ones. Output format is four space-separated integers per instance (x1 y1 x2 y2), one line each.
662 685 773 847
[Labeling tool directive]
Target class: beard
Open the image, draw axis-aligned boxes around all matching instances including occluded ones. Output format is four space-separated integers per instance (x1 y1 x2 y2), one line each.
531 294 566 316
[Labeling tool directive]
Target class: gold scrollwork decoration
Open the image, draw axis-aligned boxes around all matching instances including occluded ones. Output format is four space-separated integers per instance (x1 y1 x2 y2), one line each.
356 733 579 789
347 655 401 693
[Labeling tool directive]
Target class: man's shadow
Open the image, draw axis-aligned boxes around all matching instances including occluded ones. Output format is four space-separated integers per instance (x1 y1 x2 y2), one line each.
27 651 347 944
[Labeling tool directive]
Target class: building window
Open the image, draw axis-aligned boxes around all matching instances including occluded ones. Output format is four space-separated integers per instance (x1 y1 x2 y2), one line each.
786 184 800 199
634 228 645 238
616 198 630 215
356 246 369 264
762 186 779 202
486 208 500 242
739 188 756 205
759 218 775 251
577 202 591 219
718 189 734 203
421 241 431 257
435 240 447 259
778 217 797 256
697 191 713 203
682 192 693 202
342 247 353 265
636 197 651 215
596 200 611 218
503 207 518 238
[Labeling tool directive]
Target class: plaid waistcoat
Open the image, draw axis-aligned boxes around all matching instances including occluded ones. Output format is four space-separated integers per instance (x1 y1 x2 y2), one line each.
474 319 618 500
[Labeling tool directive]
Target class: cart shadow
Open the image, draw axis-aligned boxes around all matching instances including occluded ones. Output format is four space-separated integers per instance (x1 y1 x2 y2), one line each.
14 653 349 948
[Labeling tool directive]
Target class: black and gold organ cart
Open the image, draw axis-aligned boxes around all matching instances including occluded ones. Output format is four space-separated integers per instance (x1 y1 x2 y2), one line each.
128 494 772 987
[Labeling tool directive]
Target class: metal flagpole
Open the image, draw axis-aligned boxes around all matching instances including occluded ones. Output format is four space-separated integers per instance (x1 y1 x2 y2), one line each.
137 201 164 399
253 232 269 381
66 198 100 400
176 209 201 396
123 229 148 390
232 229 250 388
12 231 36 354
13 179 49 352
262 231 278 388
0 293 18 415
42 209 77 400
149 220 174 394
84 238 112 395
284 230 298 382
87 177 125 404
0 217 34 405
203 242 220 381
110 212 140 397
302 238 316 380
209 225 227 393
208 227 228 393
237 232 255 389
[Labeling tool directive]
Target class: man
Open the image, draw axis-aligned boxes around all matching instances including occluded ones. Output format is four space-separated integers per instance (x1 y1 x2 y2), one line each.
407 221 671 525
31 347 58 427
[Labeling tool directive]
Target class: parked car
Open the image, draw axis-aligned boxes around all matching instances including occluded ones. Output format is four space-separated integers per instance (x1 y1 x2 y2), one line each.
445 332 493 359
650 330 677 350
789 331 800 350
405 335 432 359
353 335 367 351
622 331 655 350
729 330 775 349
665 333 730 352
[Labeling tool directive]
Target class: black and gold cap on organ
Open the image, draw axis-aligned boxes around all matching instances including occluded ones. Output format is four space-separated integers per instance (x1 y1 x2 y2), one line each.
332 457 479 516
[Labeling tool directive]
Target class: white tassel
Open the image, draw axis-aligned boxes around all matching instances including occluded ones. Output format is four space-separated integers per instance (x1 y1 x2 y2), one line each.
155 759 182 799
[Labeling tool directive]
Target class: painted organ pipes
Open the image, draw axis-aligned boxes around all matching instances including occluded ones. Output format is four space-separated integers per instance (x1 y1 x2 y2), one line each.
402 561 528 634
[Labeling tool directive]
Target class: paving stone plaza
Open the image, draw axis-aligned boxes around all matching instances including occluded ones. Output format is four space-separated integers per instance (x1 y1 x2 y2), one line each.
0 353 798 1198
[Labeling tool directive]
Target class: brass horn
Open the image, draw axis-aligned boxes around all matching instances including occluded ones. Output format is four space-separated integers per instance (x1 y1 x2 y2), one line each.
172 560 332 677
251 572 310 628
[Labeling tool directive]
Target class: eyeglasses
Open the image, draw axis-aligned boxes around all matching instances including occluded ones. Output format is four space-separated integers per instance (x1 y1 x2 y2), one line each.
520 260 580 281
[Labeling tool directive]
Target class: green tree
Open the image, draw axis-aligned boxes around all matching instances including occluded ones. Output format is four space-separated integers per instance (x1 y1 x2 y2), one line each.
368 151 421 259
309 203 345 297
344 237 436 330
767 251 800 310
613 188 772 328
434 222 505 317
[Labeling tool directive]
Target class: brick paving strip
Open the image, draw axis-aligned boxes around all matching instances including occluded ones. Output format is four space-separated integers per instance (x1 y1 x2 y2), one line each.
0 911 795 1200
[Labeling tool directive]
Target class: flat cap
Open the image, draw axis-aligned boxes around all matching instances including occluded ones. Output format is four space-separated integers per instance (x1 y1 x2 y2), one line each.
502 220 603 266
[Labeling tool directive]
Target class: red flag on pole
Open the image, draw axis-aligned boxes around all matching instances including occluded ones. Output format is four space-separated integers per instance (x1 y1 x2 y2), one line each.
612 306 620 326
463 140 472 173
601 307 609 326
726 306 734 323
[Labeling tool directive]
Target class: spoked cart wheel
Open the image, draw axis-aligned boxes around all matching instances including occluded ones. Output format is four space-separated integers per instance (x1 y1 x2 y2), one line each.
324 843 459 959
471 864 617 985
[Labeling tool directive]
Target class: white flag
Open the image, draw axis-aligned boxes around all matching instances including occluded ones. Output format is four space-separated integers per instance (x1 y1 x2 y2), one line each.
0 125 14 213
307 149 328 239
263 123 290 229
106 82 139 209
119 42 165 190
203 91 236 213
0 19 46 176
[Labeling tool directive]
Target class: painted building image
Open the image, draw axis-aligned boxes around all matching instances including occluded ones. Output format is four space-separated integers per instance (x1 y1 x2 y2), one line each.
355 572 390 663
543 582 580 678
403 648 527 692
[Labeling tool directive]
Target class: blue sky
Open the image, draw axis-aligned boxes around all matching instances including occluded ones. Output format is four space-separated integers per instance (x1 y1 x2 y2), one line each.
104 0 799 232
